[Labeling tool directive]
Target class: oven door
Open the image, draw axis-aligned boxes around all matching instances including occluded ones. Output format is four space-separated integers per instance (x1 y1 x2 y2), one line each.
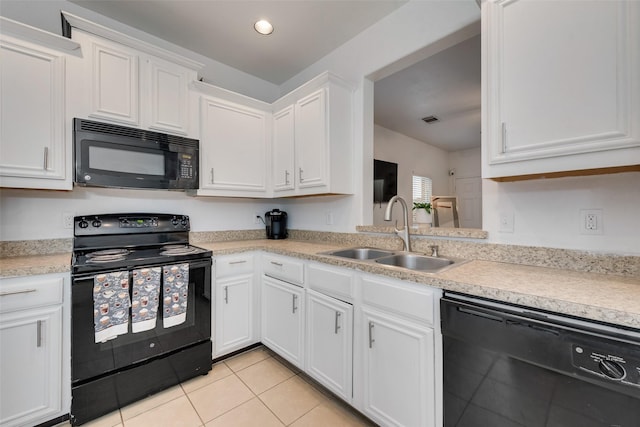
71 258 211 384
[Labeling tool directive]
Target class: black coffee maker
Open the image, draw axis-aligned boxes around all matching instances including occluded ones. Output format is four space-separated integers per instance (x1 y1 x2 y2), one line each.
265 209 288 239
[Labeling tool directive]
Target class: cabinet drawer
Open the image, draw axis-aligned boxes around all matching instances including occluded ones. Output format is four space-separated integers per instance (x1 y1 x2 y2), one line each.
0 274 64 313
361 275 437 325
307 263 354 301
262 254 304 286
215 253 254 278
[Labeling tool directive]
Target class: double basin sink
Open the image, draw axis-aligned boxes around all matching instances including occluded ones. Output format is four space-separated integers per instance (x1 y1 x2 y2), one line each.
321 247 462 274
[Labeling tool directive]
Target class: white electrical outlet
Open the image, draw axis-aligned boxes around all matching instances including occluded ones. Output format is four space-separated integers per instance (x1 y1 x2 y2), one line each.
63 212 74 229
498 212 514 233
580 209 603 235
325 211 334 225
254 212 262 225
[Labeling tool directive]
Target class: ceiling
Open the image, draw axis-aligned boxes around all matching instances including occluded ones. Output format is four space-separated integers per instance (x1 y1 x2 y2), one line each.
374 34 481 152
70 0 407 85
70 0 479 152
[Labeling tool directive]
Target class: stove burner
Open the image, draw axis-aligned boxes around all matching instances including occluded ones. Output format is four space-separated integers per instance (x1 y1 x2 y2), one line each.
86 248 130 263
160 245 200 256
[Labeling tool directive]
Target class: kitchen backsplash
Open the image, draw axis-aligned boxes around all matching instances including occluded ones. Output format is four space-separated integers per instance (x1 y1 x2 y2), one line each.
1 230 638 278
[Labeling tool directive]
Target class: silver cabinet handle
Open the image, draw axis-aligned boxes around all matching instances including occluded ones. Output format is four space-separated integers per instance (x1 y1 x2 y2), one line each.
285 170 290 185
229 260 247 265
292 294 298 313
210 168 214 184
501 122 507 153
0 288 37 297
299 167 304 183
368 321 375 348
270 261 283 267
37 320 43 347
43 147 49 170
334 311 341 334
224 286 229 304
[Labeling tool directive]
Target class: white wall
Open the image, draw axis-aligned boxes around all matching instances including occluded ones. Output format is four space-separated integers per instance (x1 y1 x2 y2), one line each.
449 147 481 180
0 187 279 240
483 172 640 255
372 125 450 225
279 0 482 231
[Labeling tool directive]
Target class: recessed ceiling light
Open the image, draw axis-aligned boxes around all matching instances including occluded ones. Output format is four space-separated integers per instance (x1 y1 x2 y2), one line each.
254 19 274 35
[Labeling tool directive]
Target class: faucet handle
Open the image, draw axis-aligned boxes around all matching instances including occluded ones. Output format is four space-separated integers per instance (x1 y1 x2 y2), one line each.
429 245 439 257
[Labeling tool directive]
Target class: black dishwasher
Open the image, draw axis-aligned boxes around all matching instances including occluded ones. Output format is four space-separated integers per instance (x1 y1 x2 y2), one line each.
441 293 640 427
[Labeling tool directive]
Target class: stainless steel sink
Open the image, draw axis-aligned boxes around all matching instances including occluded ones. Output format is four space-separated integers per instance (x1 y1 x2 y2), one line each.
321 247 464 273
374 253 455 273
321 247 395 260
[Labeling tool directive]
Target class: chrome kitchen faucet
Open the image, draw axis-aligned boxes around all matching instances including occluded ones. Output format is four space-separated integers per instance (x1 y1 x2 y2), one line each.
384 195 412 252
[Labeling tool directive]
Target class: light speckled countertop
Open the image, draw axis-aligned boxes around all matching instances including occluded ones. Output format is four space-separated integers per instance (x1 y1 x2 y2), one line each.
1 239 639 329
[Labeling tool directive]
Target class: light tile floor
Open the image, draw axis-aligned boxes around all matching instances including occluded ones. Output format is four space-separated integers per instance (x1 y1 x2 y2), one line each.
60 346 376 427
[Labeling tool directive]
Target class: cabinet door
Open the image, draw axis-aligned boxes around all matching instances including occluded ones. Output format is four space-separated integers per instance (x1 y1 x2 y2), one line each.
484 0 640 177
272 106 295 193
148 56 190 135
88 36 139 126
0 37 68 188
215 274 253 356
306 289 353 402
200 97 268 194
295 89 328 189
362 308 435 427
0 306 62 427
261 276 304 368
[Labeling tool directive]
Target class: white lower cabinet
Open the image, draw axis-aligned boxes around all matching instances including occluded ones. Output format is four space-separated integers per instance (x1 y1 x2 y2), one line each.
214 253 258 357
361 307 435 427
219 253 442 427
215 274 253 356
0 273 69 427
305 289 353 402
261 276 305 368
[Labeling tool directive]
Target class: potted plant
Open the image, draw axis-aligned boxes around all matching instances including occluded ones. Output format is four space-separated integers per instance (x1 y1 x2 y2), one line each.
412 202 432 225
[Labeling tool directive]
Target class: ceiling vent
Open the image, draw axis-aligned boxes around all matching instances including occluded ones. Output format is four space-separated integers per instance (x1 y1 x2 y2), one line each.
421 115 439 124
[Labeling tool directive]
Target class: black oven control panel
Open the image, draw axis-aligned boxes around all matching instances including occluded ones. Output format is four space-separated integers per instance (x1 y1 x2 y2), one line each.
119 217 159 228
74 213 190 235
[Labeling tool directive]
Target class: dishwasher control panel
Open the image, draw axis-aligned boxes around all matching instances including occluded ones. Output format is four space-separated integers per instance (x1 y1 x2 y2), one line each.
572 343 640 388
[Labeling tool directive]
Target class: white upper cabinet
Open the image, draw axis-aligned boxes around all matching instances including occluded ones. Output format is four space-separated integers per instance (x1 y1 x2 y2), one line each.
148 56 191 135
197 91 270 197
83 34 139 126
0 18 79 190
295 89 328 190
63 12 201 137
482 0 640 179
272 72 354 197
272 106 296 192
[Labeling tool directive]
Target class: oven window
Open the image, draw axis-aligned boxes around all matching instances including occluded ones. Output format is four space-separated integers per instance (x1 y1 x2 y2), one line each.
89 145 165 176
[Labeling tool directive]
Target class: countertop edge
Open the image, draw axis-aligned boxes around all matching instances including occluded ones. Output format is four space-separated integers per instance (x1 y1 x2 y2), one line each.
1 241 638 330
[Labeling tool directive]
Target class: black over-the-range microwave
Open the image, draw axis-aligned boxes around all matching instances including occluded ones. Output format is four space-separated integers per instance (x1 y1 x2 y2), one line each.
74 118 199 190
